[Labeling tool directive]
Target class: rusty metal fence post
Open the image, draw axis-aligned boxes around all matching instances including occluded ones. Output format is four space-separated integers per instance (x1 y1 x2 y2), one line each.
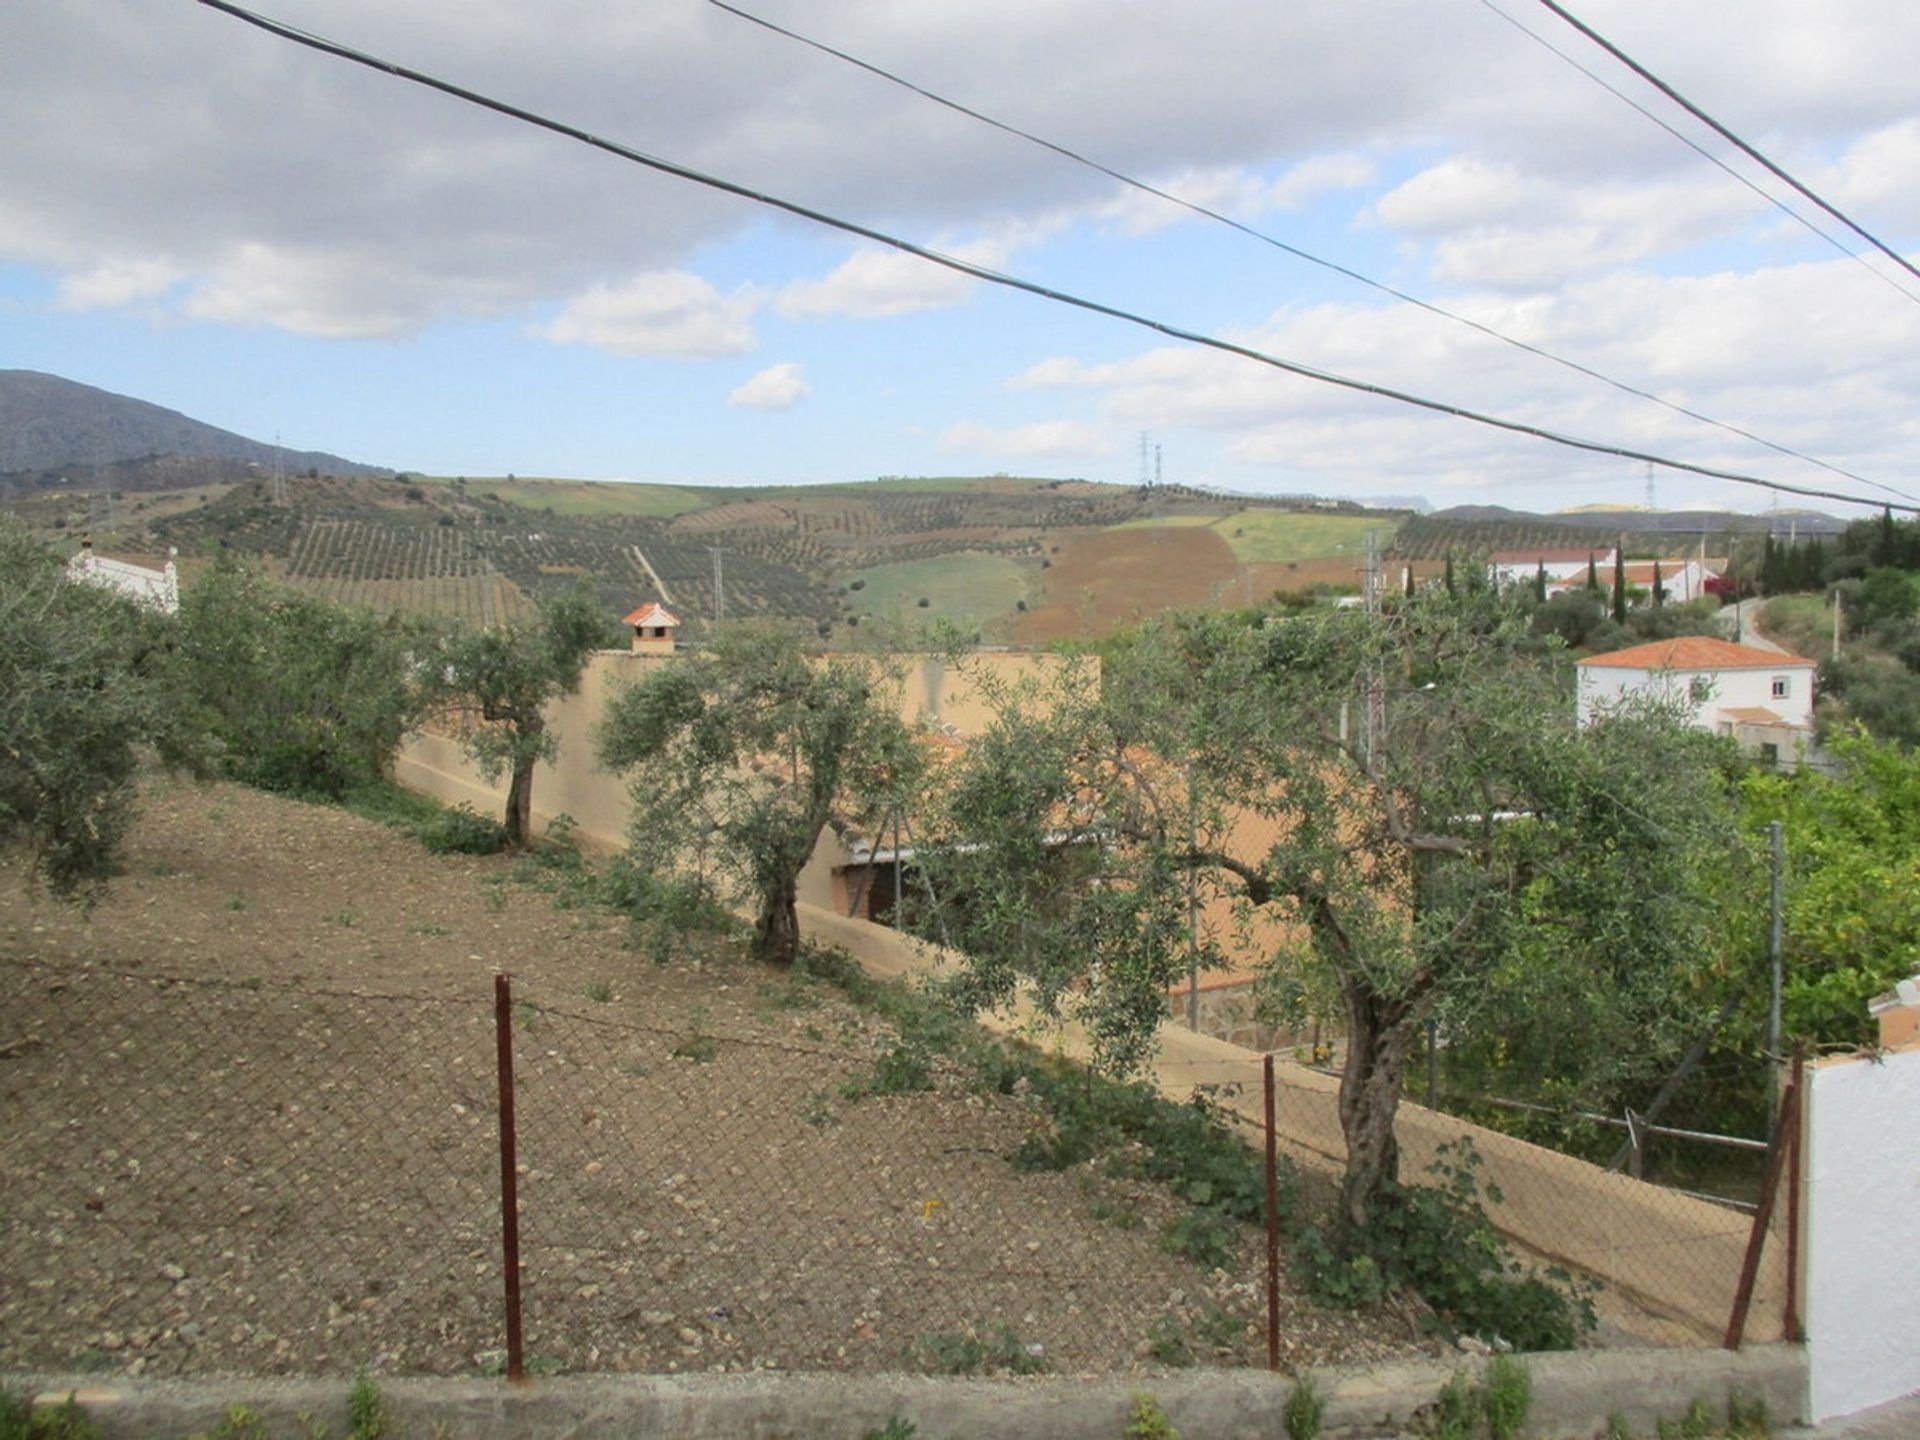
494 973 527 1383
1725 1053 1803 1350
1264 1053 1280 1372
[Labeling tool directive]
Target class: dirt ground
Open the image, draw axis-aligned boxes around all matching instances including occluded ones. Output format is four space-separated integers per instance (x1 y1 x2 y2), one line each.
0 775 1436 1381
1013 528 1241 644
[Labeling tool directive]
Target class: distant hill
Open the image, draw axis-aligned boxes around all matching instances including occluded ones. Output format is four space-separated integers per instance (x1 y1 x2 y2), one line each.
1425 504 1845 537
0 370 383 482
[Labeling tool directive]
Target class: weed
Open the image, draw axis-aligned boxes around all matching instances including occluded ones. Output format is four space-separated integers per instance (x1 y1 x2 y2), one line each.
1427 1372 1481 1440
186 1407 270 1440
583 980 613 1004
347 1371 387 1440
1089 1197 1145 1231
1483 1355 1531 1440
1192 1304 1243 1350
1295 1139 1594 1352
415 803 507 856
149 859 178 877
1159 1207 1241 1272
908 1321 1048 1376
512 999 542 1031
1608 1413 1636 1440
1144 1315 1194 1368
225 893 250 912
842 1042 934 1099
800 1091 836 1127
0 1389 100 1440
482 885 509 914
1124 1392 1182 1440
1725 1391 1770 1438
408 922 451 938
1658 1398 1718 1440
863 1422 916 1440
328 910 359 928
1283 1372 1325 1440
755 979 821 1012
671 1008 718 1063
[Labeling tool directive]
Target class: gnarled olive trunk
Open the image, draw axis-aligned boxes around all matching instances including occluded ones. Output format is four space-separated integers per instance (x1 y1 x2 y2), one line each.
505 757 536 849
1336 976 1420 1235
754 873 801 965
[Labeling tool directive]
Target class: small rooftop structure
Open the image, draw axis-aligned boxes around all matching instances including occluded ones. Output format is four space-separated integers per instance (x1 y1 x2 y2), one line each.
65 537 179 614
623 601 681 655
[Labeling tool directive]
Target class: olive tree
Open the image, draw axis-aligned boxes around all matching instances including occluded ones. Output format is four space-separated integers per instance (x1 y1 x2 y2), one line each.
173 553 423 799
0 522 195 899
596 625 921 964
422 584 615 847
919 590 1740 1235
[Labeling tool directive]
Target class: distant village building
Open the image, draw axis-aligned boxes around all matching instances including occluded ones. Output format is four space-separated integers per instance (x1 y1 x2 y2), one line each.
65 537 179 614
1576 636 1818 768
1489 547 1616 589
623 601 680 655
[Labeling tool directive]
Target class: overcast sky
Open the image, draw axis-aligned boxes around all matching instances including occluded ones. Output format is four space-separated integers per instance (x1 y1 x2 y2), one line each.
5 0 1919 514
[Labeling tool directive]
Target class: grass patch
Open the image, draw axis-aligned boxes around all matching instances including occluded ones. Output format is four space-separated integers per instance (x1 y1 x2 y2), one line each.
843 552 1033 631
1209 510 1386 565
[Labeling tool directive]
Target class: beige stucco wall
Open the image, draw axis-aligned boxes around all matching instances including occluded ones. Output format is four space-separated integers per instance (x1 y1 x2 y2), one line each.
794 902 1783 1347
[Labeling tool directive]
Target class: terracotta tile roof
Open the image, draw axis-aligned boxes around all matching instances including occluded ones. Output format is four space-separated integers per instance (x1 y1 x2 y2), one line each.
623 602 680 628
1577 636 1815 670
1720 705 1808 728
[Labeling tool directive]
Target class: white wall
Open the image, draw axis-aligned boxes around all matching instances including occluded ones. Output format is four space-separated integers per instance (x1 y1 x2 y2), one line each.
1576 663 1815 730
1804 1044 1920 1421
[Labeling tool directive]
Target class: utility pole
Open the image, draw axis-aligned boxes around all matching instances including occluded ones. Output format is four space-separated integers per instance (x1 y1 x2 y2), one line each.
1363 528 1384 765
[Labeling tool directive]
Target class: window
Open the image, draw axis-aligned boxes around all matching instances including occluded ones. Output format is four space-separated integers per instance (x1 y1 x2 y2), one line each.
1771 675 1791 699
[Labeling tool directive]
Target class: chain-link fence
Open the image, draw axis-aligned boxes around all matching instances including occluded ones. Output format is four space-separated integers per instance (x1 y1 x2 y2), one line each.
1 956 1800 1384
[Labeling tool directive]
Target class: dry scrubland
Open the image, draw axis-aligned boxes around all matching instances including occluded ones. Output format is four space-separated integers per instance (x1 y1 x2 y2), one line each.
0 775 1432 1380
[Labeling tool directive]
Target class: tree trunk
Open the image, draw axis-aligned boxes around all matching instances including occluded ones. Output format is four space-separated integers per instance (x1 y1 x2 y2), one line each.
1335 976 1420 1235
754 873 801 965
505 759 535 849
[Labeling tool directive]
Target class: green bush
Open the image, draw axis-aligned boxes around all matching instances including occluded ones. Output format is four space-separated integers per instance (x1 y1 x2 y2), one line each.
908 1320 1047 1376
1295 1140 1595 1352
415 803 509 855
0 1389 99 1440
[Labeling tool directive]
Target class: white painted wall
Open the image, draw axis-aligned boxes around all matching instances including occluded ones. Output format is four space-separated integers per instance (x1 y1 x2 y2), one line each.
1804 1045 1920 1421
1576 663 1815 730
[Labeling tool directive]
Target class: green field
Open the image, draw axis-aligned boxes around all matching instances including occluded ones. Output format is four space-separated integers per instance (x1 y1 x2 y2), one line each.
1208 510 1390 564
845 552 1035 632
1108 514 1224 531
423 476 704 518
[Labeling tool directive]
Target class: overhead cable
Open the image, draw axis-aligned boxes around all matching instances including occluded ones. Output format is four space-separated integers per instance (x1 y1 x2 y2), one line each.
710 0 1913 503
1531 0 1920 288
191 0 1919 516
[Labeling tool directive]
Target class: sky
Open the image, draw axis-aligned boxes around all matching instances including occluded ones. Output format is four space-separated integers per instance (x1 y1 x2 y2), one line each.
5 0 1920 516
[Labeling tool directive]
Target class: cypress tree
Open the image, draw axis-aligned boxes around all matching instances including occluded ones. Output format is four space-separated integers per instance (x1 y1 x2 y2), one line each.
1612 549 1627 624
1586 552 1600 592
1652 559 1665 608
1444 551 1456 596
1534 561 1547 604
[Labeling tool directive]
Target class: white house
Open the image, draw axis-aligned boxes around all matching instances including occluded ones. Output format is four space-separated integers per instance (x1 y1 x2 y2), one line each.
1576 636 1817 767
65 539 179 614
1618 558 1718 604
1489 546 1616 589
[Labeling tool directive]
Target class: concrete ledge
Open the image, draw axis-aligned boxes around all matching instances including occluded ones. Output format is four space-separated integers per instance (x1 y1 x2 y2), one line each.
12 1346 1805 1439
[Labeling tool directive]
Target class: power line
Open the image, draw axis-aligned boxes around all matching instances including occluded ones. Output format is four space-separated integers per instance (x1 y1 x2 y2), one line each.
709 0 1916 503
1529 0 1920 289
192 0 1920 517
1476 0 1920 310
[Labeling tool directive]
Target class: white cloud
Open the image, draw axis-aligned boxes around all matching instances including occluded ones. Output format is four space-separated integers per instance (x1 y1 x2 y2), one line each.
729 361 812 410
540 272 759 359
941 420 1118 460
1095 154 1378 235
55 258 183 311
776 248 979 321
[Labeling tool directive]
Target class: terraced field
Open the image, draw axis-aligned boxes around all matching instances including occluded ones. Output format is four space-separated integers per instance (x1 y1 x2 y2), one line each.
844 551 1036 634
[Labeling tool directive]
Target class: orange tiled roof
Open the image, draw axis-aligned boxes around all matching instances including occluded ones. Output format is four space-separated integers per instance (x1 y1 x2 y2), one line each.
623 602 679 628
1577 637 1814 670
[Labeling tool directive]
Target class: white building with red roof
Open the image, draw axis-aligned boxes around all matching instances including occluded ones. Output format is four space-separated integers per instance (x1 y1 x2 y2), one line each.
1576 636 1817 767
1489 546 1615 589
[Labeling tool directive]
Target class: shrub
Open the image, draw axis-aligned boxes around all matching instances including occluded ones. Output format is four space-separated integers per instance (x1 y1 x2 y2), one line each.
416 803 509 855
1284 1373 1325 1440
908 1321 1047 1375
